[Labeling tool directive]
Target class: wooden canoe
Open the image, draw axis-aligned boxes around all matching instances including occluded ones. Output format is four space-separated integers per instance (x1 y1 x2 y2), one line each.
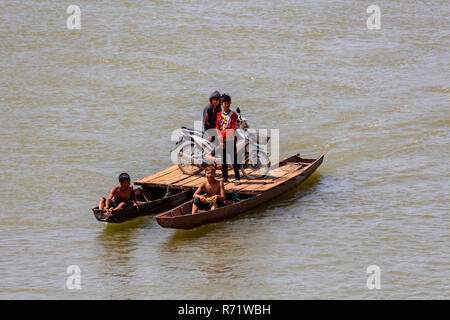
155 153 324 229
92 185 192 223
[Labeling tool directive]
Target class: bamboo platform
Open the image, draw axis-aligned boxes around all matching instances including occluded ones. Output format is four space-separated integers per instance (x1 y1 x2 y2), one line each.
135 155 320 194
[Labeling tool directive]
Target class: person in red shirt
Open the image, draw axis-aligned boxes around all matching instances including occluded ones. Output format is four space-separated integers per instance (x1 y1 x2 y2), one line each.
216 94 240 183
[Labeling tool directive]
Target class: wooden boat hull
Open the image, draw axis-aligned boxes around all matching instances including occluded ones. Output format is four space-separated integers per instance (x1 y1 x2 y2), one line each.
155 154 324 229
92 186 192 223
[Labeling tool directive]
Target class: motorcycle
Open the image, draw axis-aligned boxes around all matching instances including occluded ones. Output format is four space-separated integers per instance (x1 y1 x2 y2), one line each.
171 107 271 179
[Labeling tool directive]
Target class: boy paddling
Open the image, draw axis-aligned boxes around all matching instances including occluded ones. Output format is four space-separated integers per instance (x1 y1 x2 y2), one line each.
192 166 226 214
99 173 139 215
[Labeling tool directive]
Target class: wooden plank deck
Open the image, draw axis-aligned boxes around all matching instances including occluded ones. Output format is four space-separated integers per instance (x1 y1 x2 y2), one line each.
135 160 314 194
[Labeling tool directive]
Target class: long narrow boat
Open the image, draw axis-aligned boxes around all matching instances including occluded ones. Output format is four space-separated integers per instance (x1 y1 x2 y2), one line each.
155 153 324 229
92 185 192 223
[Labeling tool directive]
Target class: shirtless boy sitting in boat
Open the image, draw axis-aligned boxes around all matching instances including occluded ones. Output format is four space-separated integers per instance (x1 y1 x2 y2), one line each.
98 173 139 215
192 166 226 214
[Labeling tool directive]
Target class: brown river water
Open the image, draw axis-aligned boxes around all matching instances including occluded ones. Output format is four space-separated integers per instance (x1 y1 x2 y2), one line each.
0 0 449 299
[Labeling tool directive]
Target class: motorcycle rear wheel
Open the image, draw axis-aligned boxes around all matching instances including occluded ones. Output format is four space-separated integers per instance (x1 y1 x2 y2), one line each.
177 143 203 175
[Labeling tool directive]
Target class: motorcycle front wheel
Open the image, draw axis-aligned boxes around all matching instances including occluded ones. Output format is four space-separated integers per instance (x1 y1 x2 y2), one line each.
240 150 271 180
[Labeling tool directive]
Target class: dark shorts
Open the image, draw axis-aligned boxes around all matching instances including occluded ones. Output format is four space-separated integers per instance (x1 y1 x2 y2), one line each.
103 197 133 208
193 197 223 211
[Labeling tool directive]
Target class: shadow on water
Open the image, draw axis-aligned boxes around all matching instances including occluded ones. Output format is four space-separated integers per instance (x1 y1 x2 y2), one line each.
100 214 155 233
168 223 224 242
163 172 325 243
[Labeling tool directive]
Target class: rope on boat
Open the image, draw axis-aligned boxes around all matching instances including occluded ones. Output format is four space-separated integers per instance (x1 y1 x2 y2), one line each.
163 184 172 199
231 190 240 202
